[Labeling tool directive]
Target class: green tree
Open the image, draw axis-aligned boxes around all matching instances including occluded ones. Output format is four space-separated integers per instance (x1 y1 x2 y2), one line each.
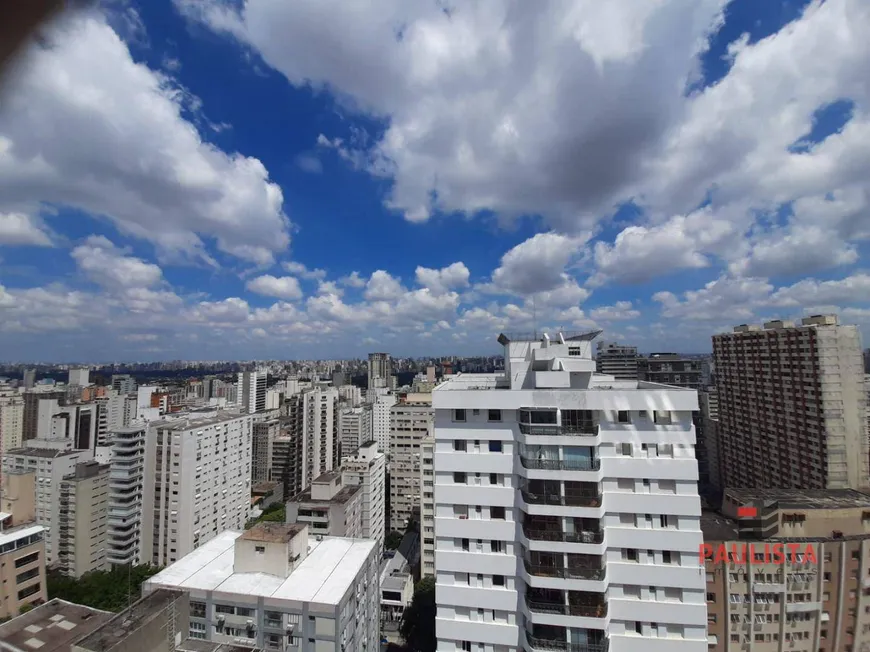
400 576 436 652
385 531 403 550
47 565 161 612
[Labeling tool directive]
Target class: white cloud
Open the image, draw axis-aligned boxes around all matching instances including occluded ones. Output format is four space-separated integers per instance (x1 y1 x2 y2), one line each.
71 235 164 289
246 275 304 300
282 261 327 280
415 262 470 295
490 233 588 296
364 270 404 301
0 12 290 266
590 301 640 321
0 212 53 246
340 271 367 288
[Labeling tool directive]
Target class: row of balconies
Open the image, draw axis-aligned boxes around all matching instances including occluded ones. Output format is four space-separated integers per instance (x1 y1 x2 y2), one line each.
520 456 600 472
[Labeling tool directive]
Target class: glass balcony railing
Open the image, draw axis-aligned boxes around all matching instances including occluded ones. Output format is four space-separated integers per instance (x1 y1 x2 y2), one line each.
519 423 597 437
522 527 604 544
520 457 600 471
523 559 605 581
525 631 608 652
525 598 607 619
521 490 602 507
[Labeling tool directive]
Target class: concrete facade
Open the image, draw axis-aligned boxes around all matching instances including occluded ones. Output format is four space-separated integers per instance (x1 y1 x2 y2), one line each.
389 396 433 532
342 441 387 553
58 460 110 577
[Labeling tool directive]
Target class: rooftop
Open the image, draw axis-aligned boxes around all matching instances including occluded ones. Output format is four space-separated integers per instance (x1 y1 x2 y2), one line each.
726 488 870 510
176 640 261 652
150 411 249 431
700 511 741 541
73 589 185 652
145 531 376 606
240 522 306 544
292 484 361 505
0 599 113 652
497 329 603 344
381 531 418 592
314 470 341 484
5 447 86 459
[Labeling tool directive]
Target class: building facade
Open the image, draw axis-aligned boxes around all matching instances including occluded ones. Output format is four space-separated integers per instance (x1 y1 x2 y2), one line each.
339 406 373 461
368 352 392 390
0 383 25 452
703 488 870 652
252 418 280 484
342 441 387 552
420 435 436 577
373 393 397 454
141 411 253 567
712 316 869 490
389 396 433 532
433 331 708 652
0 524 47 619
286 471 363 538
106 424 146 566
57 460 110 577
638 354 704 390
595 342 639 380
143 523 380 652
238 370 268 414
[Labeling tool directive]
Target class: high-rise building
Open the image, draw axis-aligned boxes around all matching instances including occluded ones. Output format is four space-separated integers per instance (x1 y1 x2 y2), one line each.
388 394 433 532
698 386 720 498
0 522 47 619
2 447 94 564
22 389 65 442
286 471 363 538
110 374 137 395
22 369 36 390
35 399 97 450
373 392 397 454
67 368 90 387
297 385 339 490
368 352 392 390
433 330 707 652
0 383 25 452
712 315 869 490
339 384 363 407
238 370 267 414
339 405 373 460
252 418 280 484
595 342 639 380
94 390 136 447
57 460 110 577
106 424 146 566
144 523 380 652
342 441 386 553
419 434 435 577
638 353 703 390
704 488 870 652
140 411 253 567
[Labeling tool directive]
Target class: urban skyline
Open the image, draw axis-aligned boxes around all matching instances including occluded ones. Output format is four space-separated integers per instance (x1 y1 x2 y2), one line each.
0 1 869 362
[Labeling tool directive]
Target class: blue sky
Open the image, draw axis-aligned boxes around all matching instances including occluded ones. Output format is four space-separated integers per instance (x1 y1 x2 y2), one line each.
1 0 868 362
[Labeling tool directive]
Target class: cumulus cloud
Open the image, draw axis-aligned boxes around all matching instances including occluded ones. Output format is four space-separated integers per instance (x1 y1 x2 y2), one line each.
489 233 588 296
364 270 404 301
0 11 290 266
71 236 164 289
415 262 470 295
0 213 53 246
246 275 304 300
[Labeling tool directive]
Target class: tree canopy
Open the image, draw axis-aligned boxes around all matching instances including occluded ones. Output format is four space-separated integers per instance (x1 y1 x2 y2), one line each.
385 530 404 550
400 576 436 652
47 565 161 612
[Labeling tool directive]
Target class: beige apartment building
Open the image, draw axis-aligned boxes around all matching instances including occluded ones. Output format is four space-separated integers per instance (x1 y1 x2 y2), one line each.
704 488 870 652
285 471 363 538
58 460 110 577
388 394 433 532
712 315 869 491
0 522 47 619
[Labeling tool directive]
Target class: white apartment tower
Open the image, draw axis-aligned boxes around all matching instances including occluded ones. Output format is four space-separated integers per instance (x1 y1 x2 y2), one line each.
433 331 707 652
595 342 639 380
299 385 339 490
373 393 397 454
0 383 25 452
420 434 435 577
368 352 392 390
342 441 387 553
339 405 373 461
389 395 433 532
141 411 253 567
106 424 146 566
68 368 90 387
238 370 268 414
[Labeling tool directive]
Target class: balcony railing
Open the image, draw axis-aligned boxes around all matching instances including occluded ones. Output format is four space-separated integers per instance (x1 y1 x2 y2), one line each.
525 598 608 618
524 560 605 581
519 424 597 437
525 632 608 652
520 457 600 472
521 490 602 507
523 527 604 544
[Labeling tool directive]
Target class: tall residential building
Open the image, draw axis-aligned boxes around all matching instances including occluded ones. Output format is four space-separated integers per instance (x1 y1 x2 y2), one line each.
595 342 639 380
298 385 339 490
433 330 707 652
388 394 433 532
712 315 869 490
144 523 380 652
373 392 397 454
286 471 363 538
342 441 387 552
110 374 137 395
339 405 373 460
0 523 47 619
272 427 301 498
95 390 136 446
21 389 65 442
368 352 392 390
0 383 25 452
68 368 90 387
57 460 110 577
106 424 146 566
339 384 363 406
252 418 280 484
238 370 268 414
22 368 36 390
2 447 93 564
638 353 703 390
704 488 870 652
419 434 435 577
141 411 253 567
35 399 97 450
698 386 721 497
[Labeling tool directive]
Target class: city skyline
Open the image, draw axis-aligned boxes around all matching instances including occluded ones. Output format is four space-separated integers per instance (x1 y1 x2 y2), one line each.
1 1 869 361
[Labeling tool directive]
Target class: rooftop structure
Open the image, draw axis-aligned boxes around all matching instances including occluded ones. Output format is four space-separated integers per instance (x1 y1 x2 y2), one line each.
0 599 113 652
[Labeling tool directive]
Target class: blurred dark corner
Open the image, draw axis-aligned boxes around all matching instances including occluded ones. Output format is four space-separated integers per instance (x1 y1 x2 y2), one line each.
0 0 68 81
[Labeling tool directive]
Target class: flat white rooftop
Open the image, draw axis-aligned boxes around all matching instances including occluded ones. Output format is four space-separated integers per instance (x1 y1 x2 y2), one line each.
145 531 375 606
